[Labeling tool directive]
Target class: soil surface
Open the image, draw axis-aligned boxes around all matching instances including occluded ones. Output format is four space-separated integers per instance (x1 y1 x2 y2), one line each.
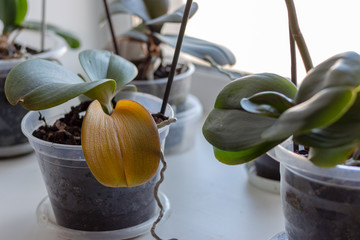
32 101 168 145
0 42 40 59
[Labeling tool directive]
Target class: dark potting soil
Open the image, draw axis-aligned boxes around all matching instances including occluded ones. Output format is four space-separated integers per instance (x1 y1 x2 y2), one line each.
133 58 187 80
32 100 168 145
254 154 280 181
0 42 40 59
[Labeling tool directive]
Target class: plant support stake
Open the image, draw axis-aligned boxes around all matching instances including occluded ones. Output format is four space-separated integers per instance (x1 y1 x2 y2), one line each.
160 0 193 114
103 0 119 55
41 0 46 52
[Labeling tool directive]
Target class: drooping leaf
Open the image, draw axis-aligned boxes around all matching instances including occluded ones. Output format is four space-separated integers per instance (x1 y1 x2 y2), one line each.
240 91 295 117
79 49 138 93
203 108 278 151
213 142 278 165
145 2 198 26
215 73 297 109
309 143 357 167
262 86 356 141
109 0 151 22
5 59 116 110
82 99 161 187
154 33 236 66
22 21 81 49
297 51 360 103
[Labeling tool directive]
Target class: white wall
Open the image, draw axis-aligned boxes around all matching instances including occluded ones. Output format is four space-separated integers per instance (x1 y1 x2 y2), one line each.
185 0 360 82
26 0 132 73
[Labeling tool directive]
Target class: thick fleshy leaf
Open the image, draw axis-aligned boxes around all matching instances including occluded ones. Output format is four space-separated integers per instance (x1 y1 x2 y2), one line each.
213 142 278 165
297 51 360 103
154 33 236 66
215 73 297 109
145 2 198 26
0 0 27 34
122 25 149 42
22 21 81 49
294 94 360 148
109 0 151 22
82 100 161 187
79 49 138 92
240 91 295 117
262 87 356 141
309 143 357 167
5 59 116 110
203 108 278 151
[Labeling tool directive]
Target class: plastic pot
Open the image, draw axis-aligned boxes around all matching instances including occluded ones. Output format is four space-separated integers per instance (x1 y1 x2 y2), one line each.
22 92 173 232
269 139 360 240
0 29 67 158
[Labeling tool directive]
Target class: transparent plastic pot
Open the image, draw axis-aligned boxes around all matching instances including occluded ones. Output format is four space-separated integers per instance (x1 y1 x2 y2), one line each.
268 139 360 240
132 62 195 113
0 29 67 158
22 92 173 232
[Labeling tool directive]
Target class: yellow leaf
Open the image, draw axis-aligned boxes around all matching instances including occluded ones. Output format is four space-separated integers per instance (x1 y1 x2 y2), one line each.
81 100 161 187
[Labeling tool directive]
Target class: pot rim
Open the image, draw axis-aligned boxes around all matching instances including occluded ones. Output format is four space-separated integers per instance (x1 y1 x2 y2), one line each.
268 138 360 181
0 29 67 70
131 62 195 85
21 92 174 151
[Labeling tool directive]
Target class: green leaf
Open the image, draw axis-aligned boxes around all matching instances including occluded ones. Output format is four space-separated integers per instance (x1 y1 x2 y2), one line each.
240 91 295 117
109 0 151 22
5 59 116 110
145 2 198 26
0 0 27 34
294 94 360 148
79 49 138 93
213 143 278 165
203 108 278 151
262 87 356 141
122 25 149 42
153 33 236 66
309 143 357 167
22 21 81 49
143 0 169 19
215 73 297 109
297 51 360 103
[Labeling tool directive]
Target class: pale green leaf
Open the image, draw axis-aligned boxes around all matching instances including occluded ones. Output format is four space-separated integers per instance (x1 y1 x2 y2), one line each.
309 143 357 167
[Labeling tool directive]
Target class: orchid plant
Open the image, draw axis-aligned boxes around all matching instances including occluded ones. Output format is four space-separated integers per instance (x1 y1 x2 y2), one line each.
104 0 236 80
5 49 162 187
0 0 80 59
202 0 360 168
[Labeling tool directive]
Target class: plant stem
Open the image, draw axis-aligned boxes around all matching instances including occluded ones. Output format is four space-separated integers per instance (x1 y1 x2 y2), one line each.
103 0 119 55
41 0 46 52
160 0 193 114
151 153 177 240
285 0 313 72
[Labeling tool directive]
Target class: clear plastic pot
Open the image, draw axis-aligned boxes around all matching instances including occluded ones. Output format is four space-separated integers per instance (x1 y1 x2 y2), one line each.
132 62 195 112
269 139 360 240
0 30 67 158
22 92 173 232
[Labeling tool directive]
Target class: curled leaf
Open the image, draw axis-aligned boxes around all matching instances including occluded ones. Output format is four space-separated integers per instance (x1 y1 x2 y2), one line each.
82 99 161 187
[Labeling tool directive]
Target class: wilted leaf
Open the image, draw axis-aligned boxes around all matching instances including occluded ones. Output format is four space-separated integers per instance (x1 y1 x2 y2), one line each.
82 99 161 187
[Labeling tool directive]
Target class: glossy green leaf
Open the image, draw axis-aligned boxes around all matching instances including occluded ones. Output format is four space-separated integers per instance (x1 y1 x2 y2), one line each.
294 94 360 148
145 2 198 26
213 142 278 165
262 87 356 141
154 33 236 66
203 108 278 151
240 91 295 117
0 0 27 34
309 143 357 167
297 51 360 103
5 59 116 111
22 21 80 49
79 49 138 93
215 73 297 109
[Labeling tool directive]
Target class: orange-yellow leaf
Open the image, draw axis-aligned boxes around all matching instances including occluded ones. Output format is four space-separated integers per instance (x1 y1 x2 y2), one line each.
81 100 161 187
